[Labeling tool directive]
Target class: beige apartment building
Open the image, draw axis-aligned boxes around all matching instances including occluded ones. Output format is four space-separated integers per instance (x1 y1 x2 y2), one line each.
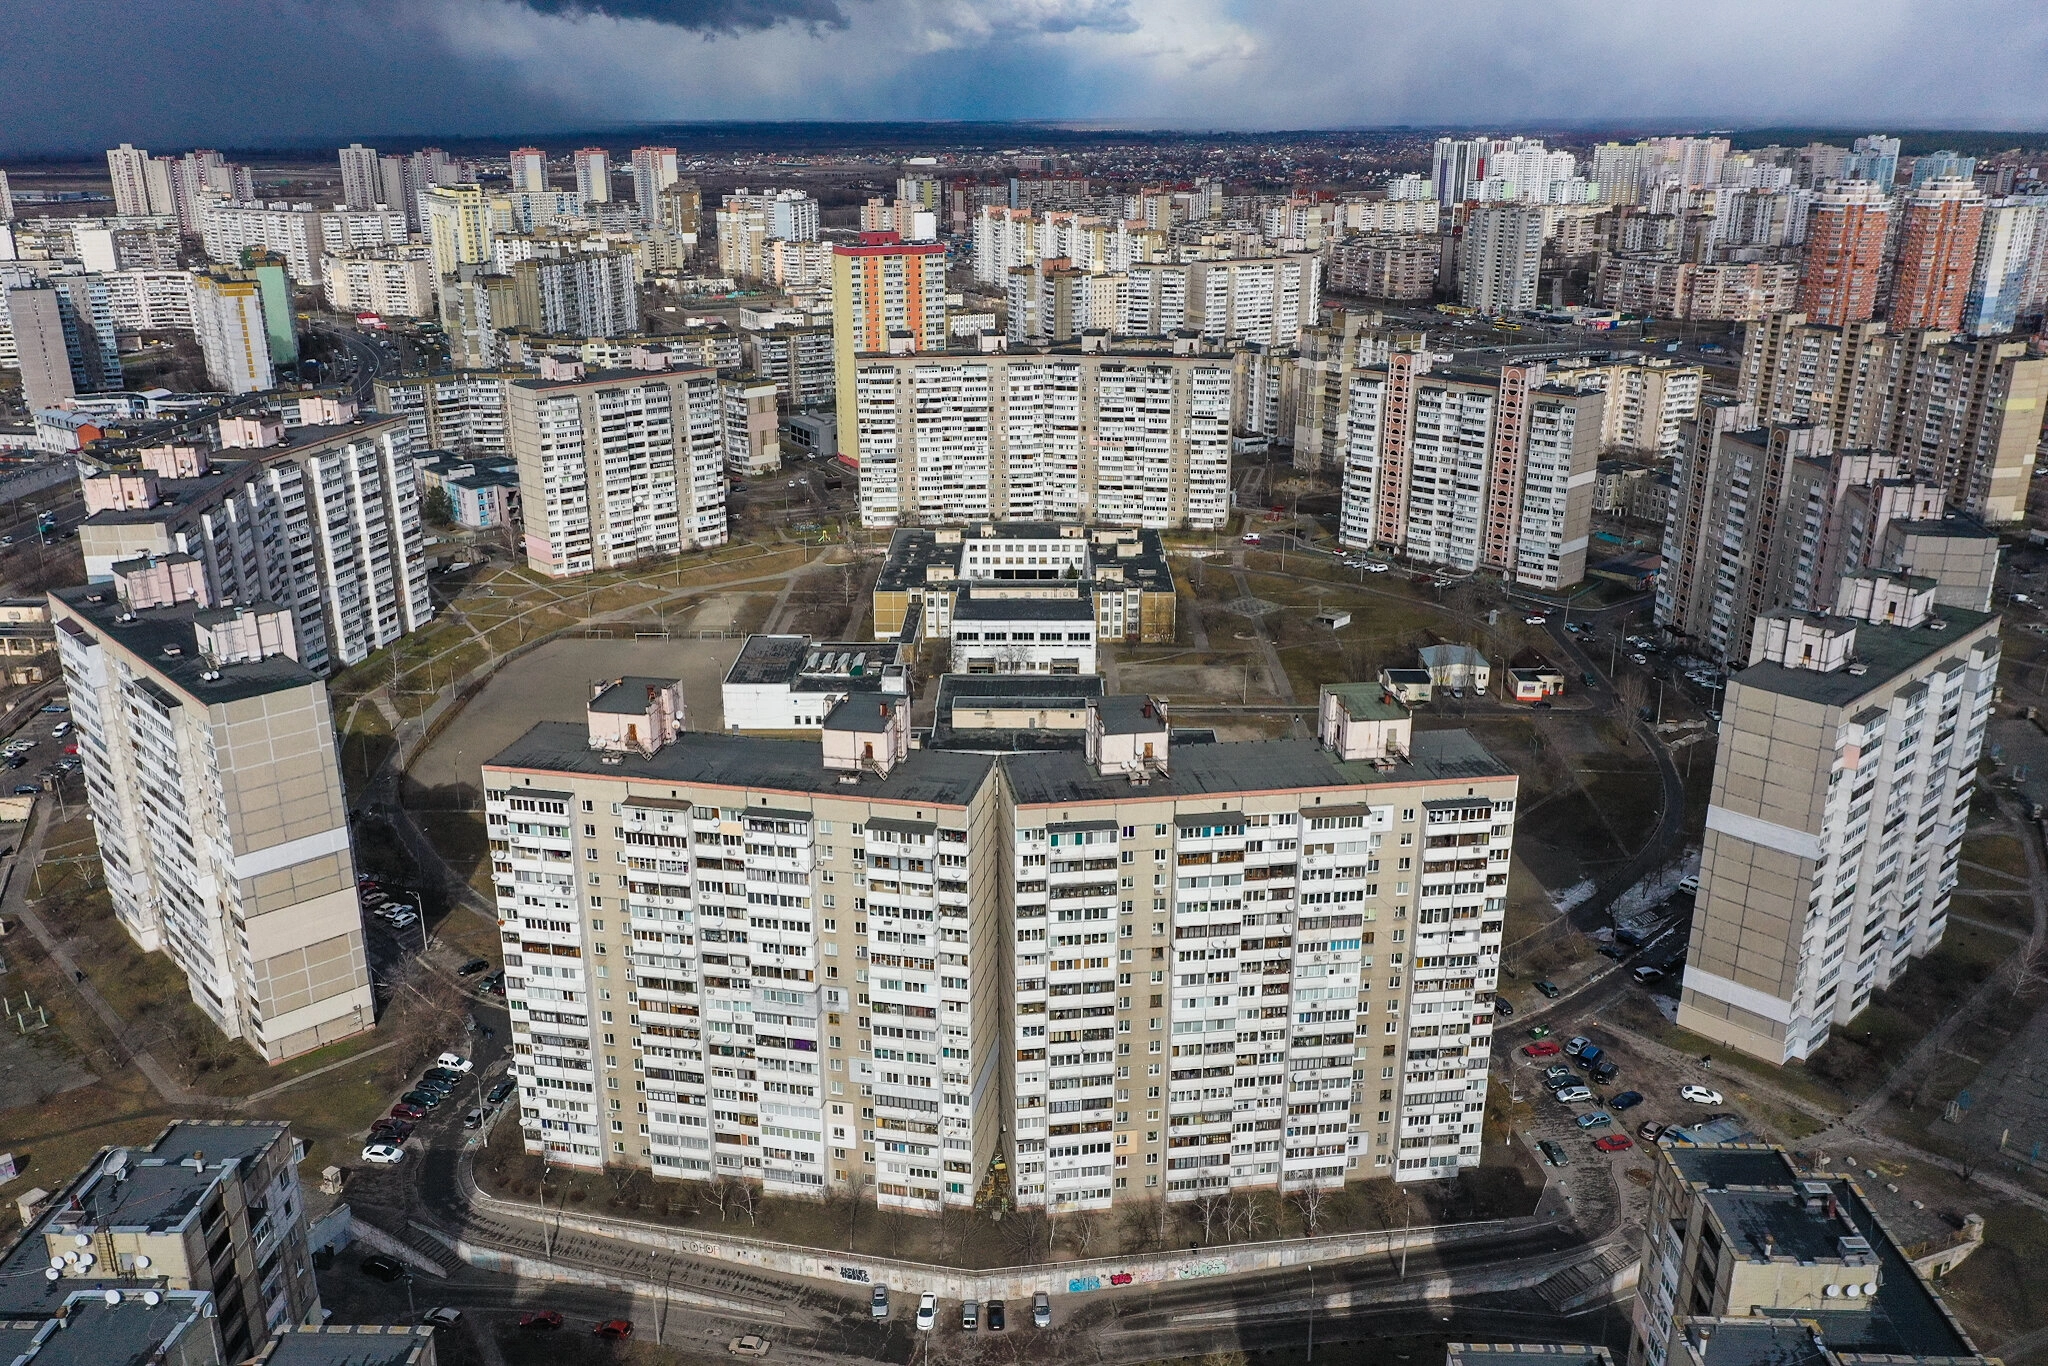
483 678 1516 1213
1677 574 1998 1063
52 569 373 1062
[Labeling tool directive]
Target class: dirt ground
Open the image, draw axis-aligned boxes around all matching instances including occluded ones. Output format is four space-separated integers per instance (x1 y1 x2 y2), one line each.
406 635 747 801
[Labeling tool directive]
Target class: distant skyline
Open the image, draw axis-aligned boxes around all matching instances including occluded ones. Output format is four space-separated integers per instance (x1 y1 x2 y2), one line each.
5 0 2047 157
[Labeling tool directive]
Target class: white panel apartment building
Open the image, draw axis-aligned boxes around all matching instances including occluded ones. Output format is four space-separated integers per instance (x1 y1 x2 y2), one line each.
77 417 434 674
1121 255 1321 347
506 360 728 578
1339 356 1602 589
196 203 404 284
483 680 1517 1207
375 370 524 454
848 345 1234 531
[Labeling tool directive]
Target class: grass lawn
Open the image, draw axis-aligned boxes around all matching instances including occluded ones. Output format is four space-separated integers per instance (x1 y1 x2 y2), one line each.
1961 832 2030 881
1606 994 1849 1117
1913 1187 2048 1357
1947 890 2035 935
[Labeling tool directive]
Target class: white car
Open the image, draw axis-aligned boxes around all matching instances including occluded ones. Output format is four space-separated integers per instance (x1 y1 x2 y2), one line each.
437 1052 474 1073
384 911 419 929
916 1293 937 1331
361 1142 405 1165
1630 653 1649 665
1365 562 1390 573
1241 533 1261 544
1680 1085 1723 1105
423 1307 462 1328
1524 615 1547 625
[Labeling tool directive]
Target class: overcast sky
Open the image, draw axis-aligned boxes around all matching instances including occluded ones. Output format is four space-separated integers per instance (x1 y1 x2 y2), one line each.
5 0 2046 155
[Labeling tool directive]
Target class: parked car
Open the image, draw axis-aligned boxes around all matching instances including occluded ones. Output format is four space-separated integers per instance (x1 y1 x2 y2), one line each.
1590 1060 1620 1083
593 1320 634 1340
1537 1139 1568 1167
437 1052 474 1073
361 1142 405 1165
1677 875 1700 896
1542 1065 1575 1087
962 1301 980 1331
398 1090 443 1109
1524 1040 1562 1058
1555 1086 1594 1104
1563 1036 1592 1057
463 1108 484 1130
1527 1025 1551 1039
384 910 419 929
488 1078 516 1106
458 958 491 977
1241 533 1261 544
1033 1291 1051 1328
519 1310 564 1330
1534 980 1561 999
1680 1085 1723 1105
1493 998 1515 1017
422 1067 462 1087
728 1335 772 1357
917 1293 937 1331
1593 1134 1635 1152
389 1102 426 1121
870 1285 889 1320
987 1300 1007 1331
1609 1091 1644 1111
1637 1121 1666 1141
423 1308 462 1327
368 1120 413 1143
1598 944 1627 960
1614 926 1647 947
1523 615 1546 625
361 1254 404 1282
1632 965 1662 983
1574 1111 1613 1130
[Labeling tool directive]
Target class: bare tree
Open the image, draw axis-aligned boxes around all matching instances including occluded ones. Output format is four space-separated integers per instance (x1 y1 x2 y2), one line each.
1362 1178 1407 1231
1615 672 1649 723
734 1180 759 1226
1290 1183 1332 1237
1997 938 2048 1003
1116 1197 1164 1253
704 1176 739 1222
1192 1191 1229 1245
1063 1210 1098 1256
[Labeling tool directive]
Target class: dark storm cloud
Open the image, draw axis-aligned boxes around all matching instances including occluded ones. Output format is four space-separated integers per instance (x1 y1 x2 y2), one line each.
511 0 854 30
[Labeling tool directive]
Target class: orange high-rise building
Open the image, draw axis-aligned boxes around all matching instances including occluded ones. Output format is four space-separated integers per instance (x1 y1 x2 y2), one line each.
1797 181 1891 326
1886 177 1985 330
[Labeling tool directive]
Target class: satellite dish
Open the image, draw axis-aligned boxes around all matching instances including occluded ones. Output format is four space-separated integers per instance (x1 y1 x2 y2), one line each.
142 1292 161 1307
74 1234 90 1247
104 1290 121 1306
133 1255 150 1269
63 1252 78 1266
48 1256 64 1271
43 1268 59 1282
77 1253 95 1268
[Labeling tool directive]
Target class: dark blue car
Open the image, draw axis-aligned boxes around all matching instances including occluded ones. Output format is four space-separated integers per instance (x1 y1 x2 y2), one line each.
1610 1090 1644 1110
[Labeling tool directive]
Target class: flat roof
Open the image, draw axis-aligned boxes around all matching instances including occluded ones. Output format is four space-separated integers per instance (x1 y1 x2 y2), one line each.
1655 1319 1827 1366
588 676 679 715
726 635 898 688
875 524 1174 596
488 723 997 807
1096 694 1167 735
14 1294 212 1366
1324 683 1407 721
510 364 716 392
253 1326 437 1366
1732 604 1997 709
952 591 1094 622
52 589 317 707
1445 1347 1612 1366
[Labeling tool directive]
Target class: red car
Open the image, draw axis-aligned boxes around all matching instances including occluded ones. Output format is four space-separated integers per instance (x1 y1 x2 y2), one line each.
1523 1040 1562 1058
389 1102 426 1121
368 1120 414 1143
1593 1134 1634 1152
594 1319 634 1340
519 1310 564 1331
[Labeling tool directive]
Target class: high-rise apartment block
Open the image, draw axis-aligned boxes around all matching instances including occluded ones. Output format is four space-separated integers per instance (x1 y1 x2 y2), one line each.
424 183 493 280
510 146 549 193
4 278 122 411
1629 1144 1996 1366
510 249 640 339
717 189 822 279
574 148 611 204
78 414 433 674
1655 407 1996 663
845 343 1235 530
1458 205 1544 315
337 142 380 209
504 357 728 578
192 271 277 393
1844 133 1902 188
1886 178 1985 329
1338 356 1601 590
483 676 1515 1204
0 1122 324 1360
1963 196 2048 336
107 143 154 216
1676 575 1996 1063
1798 181 1891 325
375 370 525 454
631 146 680 224
54 573 377 1061
1739 311 2048 523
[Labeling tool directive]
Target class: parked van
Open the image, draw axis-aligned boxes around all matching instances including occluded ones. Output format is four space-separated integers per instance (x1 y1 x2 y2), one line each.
962 1301 979 1331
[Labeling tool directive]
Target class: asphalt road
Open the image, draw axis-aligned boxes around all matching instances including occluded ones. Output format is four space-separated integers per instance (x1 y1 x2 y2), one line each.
310 320 406 403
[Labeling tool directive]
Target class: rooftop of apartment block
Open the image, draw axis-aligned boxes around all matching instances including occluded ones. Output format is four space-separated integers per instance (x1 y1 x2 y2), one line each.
509 363 716 393
1664 1145 1978 1360
875 523 1173 597
252 1325 438 1366
0 1125 289 1318
1663 1318 1830 1366
486 723 1509 808
1732 603 1997 708
726 635 901 691
1 1293 214 1366
1444 1347 1613 1366
52 587 318 706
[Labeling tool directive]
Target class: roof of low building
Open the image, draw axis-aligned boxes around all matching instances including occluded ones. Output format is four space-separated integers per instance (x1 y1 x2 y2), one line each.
952 591 1094 622
1323 682 1407 722
588 677 679 715
251 1325 438 1366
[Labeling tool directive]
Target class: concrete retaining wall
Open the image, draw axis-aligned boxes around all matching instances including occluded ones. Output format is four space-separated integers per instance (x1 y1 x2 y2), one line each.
462 1161 1539 1302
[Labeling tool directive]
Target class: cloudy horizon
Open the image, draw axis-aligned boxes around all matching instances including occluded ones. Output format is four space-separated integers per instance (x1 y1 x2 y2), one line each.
5 0 2046 157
